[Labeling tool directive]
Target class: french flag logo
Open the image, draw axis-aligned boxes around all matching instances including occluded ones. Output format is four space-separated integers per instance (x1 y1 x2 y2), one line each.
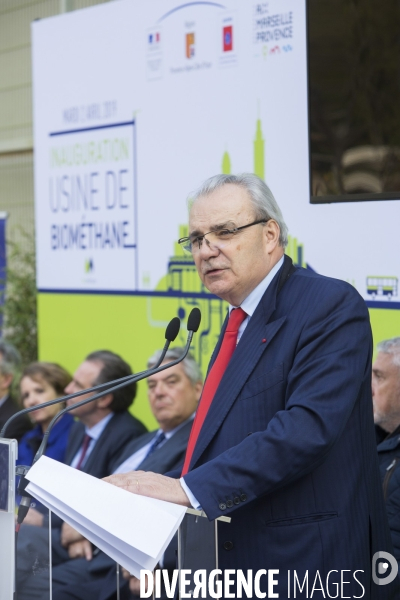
149 32 161 45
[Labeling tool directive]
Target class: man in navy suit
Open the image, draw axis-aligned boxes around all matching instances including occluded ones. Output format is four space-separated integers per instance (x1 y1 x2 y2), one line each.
107 173 399 598
58 347 202 564
17 349 147 599
21 349 146 528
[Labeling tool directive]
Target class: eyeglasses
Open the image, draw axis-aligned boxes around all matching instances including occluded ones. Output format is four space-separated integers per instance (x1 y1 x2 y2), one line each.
178 219 268 254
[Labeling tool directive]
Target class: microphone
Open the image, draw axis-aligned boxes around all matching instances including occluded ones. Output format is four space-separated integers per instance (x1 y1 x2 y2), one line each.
16 309 200 525
0 316 181 439
164 317 181 344
187 307 201 333
34 307 201 462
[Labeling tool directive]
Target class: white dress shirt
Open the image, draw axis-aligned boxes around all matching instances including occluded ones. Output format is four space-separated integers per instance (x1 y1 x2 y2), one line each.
181 256 284 508
114 414 195 474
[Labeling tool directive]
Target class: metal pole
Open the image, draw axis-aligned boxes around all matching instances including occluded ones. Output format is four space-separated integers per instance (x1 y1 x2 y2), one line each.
116 563 120 600
49 511 52 600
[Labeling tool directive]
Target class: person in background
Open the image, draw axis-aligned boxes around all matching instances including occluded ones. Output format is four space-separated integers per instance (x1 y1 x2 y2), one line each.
0 340 32 440
373 337 400 567
17 349 148 600
24 348 203 600
21 349 147 528
17 362 74 468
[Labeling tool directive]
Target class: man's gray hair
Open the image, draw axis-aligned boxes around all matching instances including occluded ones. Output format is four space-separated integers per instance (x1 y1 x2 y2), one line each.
377 337 400 368
0 341 21 376
148 348 202 385
189 173 289 248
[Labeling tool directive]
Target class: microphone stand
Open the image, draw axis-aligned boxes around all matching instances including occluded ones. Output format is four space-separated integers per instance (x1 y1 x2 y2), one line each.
0 317 181 440
35 317 198 463
13 309 200 600
16 308 201 525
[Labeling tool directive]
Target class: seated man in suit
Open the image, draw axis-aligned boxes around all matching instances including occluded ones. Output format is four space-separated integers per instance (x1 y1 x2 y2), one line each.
373 337 400 567
19 348 202 600
22 349 147 527
17 349 147 597
0 340 32 440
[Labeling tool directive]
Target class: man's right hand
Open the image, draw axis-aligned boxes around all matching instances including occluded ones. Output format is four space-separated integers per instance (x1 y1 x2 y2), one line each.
121 570 144 597
61 522 85 547
67 539 93 561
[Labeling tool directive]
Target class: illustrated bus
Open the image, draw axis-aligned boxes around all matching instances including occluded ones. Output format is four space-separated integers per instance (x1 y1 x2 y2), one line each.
366 276 398 298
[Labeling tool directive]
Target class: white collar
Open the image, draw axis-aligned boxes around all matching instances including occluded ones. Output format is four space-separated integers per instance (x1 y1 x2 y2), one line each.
160 412 195 440
84 412 114 441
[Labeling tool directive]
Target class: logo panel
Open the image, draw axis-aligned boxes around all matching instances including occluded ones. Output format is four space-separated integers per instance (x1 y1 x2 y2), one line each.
186 33 195 59
372 551 398 586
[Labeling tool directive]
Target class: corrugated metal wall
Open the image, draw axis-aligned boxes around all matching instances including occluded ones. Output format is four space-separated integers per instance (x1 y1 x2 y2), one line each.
0 0 110 245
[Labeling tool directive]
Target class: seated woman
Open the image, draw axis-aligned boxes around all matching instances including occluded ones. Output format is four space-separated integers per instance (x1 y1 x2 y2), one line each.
17 362 73 468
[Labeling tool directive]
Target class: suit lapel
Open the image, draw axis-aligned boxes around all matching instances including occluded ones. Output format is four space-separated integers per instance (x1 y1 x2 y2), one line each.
139 422 192 472
83 415 116 473
206 311 229 375
66 423 85 466
203 255 293 378
189 265 288 470
115 431 155 468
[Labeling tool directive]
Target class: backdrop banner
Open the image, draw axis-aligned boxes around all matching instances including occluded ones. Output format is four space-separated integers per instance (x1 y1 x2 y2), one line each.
31 0 399 426
0 213 7 334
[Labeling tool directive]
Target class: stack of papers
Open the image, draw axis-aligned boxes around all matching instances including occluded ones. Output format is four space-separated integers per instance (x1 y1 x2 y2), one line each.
26 456 186 576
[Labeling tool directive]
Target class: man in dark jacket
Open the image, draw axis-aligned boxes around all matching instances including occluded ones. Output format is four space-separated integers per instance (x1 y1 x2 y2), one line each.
18 348 202 600
17 349 147 599
51 348 203 600
373 337 400 566
107 173 398 598
0 341 32 440
21 349 147 527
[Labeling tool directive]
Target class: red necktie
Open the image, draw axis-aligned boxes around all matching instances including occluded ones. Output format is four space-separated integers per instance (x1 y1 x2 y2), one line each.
75 434 92 470
181 307 247 476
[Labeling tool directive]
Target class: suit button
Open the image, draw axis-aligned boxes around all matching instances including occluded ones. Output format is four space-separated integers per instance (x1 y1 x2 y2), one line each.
223 541 234 551
219 503 226 511
240 494 247 502
234 497 240 505
226 500 233 508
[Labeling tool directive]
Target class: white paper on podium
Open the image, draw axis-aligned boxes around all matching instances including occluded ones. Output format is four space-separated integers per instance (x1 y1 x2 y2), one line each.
25 456 186 576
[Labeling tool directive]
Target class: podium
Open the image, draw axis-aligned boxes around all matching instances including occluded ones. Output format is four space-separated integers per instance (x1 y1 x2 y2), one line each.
1 439 52 600
177 508 231 600
0 439 17 600
0 439 230 600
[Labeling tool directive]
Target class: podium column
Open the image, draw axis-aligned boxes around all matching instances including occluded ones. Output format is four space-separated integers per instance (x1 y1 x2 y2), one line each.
0 439 18 600
1 439 53 600
177 508 231 600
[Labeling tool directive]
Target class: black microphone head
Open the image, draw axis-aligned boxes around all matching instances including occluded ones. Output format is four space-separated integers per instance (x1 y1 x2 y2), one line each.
187 308 201 332
165 317 180 342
